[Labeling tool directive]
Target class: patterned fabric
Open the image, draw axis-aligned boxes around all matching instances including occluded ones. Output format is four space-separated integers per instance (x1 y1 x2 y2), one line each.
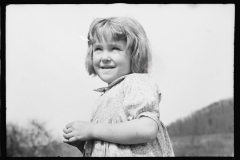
84 73 175 157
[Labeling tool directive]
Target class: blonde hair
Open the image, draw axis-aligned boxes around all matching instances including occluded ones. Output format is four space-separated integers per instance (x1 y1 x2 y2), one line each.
85 17 152 76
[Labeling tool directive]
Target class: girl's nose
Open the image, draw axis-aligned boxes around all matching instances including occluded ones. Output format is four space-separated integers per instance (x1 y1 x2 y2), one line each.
101 51 111 63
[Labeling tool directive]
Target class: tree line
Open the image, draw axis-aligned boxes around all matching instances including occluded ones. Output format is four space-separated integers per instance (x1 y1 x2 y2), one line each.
166 98 234 137
7 119 82 157
7 120 62 157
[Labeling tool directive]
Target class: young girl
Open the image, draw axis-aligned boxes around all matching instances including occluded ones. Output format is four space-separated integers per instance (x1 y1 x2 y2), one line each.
63 17 174 157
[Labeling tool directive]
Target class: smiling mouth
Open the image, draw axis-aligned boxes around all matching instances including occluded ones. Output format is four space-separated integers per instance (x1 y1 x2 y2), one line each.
100 67 115 69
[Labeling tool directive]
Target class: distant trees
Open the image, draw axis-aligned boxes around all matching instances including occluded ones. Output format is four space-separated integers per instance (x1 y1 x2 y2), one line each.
167 98 234 137
7 119 83 157
7 120 62 157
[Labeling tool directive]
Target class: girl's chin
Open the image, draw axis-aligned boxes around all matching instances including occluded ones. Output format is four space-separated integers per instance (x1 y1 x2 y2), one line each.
98 75 116 84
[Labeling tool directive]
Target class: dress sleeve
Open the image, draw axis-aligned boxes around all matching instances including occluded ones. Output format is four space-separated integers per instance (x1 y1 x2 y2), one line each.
122 74 161 127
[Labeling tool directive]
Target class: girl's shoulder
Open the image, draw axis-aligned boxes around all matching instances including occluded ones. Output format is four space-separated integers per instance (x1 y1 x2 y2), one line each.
123 73 161 93
124 73 157 84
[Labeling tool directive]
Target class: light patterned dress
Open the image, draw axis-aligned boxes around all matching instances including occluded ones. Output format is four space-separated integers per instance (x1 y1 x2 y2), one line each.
83 73 174 157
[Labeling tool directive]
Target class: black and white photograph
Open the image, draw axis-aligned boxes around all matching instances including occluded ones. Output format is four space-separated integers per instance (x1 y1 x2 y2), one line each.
6 4 234 157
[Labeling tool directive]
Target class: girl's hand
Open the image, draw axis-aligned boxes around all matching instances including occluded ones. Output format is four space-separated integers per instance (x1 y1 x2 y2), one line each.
63 135 85 153
63 120 94 143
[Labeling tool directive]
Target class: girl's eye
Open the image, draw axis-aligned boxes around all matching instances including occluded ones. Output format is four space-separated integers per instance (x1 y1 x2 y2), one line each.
94 48 102 51
112 47 120 51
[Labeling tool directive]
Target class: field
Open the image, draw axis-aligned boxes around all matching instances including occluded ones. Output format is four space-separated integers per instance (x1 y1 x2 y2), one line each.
170 133 234 157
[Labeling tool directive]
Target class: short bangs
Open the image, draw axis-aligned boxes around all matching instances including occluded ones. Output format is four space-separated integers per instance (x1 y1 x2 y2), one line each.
89 18 134 50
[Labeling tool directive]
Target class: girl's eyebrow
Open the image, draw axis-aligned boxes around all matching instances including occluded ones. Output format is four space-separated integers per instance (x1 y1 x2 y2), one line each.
109 43 123 48
93 44 101 47
92 43 104 49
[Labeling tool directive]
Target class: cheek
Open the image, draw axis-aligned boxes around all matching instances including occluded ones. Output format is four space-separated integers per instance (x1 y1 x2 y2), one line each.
92 54 99 67
119 54 131 73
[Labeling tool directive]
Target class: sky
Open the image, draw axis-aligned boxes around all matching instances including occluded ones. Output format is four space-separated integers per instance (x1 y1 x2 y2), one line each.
6 4 234 141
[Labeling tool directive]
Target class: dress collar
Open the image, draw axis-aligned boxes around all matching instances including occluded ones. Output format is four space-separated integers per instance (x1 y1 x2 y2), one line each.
93 74 128 93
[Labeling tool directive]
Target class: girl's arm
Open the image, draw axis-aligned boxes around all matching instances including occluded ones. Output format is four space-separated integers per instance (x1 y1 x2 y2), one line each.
64 117 158 145
92 117 158 144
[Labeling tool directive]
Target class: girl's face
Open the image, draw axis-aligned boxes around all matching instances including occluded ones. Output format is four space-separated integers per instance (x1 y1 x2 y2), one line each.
92 35 131 85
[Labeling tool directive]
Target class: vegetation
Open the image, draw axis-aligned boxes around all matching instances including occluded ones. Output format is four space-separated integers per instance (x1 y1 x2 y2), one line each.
170 133 234 156
6 98 234 157
166 98 234 156
7 120 82 157
167 98 233 136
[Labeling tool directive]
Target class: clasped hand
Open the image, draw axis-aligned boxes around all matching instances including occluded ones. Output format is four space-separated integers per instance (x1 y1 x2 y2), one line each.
63 120 93 149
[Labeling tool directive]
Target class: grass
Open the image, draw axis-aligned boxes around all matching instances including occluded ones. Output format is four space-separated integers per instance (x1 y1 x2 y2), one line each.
170 133 234 156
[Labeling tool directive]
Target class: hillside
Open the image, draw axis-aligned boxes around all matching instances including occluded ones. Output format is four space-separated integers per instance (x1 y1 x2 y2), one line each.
167 98 234 137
